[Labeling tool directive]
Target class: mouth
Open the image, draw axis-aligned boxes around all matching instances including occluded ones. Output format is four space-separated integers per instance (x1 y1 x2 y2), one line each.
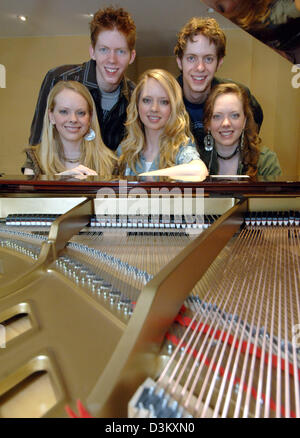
64 126 81 132
147 115 161 123
104 67 119 75
219 130 234 137
191 75 207 83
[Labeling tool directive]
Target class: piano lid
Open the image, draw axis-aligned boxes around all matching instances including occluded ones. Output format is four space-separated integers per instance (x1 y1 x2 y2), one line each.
200 0 300 64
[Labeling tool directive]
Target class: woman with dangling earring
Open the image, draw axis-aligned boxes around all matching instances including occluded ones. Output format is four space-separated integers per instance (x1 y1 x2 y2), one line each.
22 81 116 178
202 83 281 177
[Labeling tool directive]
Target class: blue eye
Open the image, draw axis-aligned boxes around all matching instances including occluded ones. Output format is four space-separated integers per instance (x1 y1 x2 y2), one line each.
231 113 240 119
212 114 221 120
205 56 214 64
142 97 151 104
161 99 169 105
99 47 109 53
186 55 196 63
59 109 68 114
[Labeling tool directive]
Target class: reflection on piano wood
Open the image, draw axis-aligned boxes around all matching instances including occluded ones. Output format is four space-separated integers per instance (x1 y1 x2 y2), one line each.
0 179 299 418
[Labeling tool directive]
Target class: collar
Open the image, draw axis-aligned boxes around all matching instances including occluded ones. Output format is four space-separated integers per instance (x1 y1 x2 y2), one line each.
177 74 221 105
84 60 131 101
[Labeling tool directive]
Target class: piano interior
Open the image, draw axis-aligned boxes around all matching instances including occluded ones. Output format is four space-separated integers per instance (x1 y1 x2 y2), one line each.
0 178 299 418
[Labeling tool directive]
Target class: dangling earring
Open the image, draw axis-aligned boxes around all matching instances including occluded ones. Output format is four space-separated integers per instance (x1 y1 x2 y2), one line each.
204 131 214 152
240 130 245 151
84 128 96 141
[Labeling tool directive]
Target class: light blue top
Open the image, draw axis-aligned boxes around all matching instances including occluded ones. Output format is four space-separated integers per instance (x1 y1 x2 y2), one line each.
116 140 200 176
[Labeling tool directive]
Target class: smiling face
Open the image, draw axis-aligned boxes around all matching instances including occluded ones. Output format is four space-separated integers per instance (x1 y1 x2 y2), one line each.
177 34 223 103
89 28 136 92
208 92 246 149
137 77 171 136
48 88 90 147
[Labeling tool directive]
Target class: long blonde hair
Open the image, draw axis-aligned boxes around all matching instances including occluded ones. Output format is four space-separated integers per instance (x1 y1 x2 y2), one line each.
38 80 116 177
118 69 193 175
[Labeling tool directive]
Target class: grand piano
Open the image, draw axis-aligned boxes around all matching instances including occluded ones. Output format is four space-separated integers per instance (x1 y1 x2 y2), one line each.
0 174 299 418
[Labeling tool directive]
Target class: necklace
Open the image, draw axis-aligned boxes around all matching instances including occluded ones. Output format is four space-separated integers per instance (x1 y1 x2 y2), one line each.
63 156 80 164
61 151 81 164
216 145 240 160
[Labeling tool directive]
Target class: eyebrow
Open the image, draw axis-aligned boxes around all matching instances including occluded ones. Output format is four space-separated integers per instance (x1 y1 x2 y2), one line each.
56 106 87 110
141 95 169 99
185 52 216 56
97 43 128 49
212 110 241 114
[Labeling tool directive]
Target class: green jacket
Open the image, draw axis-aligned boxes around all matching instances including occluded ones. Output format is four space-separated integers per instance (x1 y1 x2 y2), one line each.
204 145 281 178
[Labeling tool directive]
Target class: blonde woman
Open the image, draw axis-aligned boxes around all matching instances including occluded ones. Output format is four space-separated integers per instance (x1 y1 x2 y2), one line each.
23 81 116 178
117 69 208 178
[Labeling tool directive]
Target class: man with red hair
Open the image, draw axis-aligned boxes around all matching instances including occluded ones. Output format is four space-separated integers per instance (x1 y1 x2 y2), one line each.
29 7 136 151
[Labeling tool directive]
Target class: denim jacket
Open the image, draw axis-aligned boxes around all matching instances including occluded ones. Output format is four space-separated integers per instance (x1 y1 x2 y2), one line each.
116 140 200 176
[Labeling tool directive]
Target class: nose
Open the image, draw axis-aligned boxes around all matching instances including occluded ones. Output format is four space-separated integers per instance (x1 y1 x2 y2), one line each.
221 116 230 127
69 112 78 123
195 58 205 72
150 100 158 112
108 49 117 63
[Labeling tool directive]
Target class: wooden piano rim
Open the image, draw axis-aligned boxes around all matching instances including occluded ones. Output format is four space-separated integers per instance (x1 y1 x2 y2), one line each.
0 176 299 196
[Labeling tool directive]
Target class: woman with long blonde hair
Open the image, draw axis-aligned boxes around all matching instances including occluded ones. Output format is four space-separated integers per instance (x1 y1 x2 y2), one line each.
23 80 116 178
117 69 208 178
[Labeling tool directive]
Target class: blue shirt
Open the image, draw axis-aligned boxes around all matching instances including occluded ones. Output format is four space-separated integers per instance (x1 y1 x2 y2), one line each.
116 140 200 176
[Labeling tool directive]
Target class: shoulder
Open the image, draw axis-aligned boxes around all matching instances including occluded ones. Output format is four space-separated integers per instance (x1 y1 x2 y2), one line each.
213 76 252 95
176 74 184 89
24 145 40 155
259 145 277 159
124 77 136 91
269 0 300 24
116 144 123 157
176 140 200 164
257 146 282 176
44 61 90 82
22 146 42 175
121 77 136 100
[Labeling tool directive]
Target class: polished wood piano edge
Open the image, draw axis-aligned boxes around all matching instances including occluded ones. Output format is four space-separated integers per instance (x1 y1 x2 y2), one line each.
0 175 299 196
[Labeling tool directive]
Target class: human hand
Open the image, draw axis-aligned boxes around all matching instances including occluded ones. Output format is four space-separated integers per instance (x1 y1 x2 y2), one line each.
56 165 98 178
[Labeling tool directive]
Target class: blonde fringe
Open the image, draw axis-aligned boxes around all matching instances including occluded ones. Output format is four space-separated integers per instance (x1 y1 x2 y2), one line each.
118 69 194 175
37 82 116 178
